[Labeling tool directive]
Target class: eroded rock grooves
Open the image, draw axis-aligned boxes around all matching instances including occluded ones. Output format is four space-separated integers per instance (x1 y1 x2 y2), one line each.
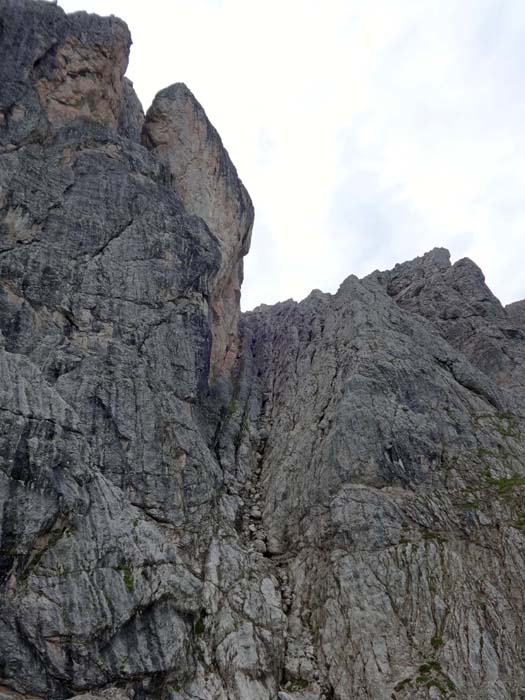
0 2 525 700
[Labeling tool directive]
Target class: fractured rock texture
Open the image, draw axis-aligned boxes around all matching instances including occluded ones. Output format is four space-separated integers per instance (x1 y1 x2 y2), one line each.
143 83 254 379
1 3 525 700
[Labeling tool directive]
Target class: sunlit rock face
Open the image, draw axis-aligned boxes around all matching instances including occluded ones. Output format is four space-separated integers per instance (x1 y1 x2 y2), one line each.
0 0 135 145
1 3 525 700
143 83 253 379
33 30 129 128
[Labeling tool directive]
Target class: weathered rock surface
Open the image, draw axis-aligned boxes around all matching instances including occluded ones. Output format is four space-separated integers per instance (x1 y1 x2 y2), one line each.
0 0 133 148
230 256 525 699
143 83 254 378
1 3 525 700
372 247 525 408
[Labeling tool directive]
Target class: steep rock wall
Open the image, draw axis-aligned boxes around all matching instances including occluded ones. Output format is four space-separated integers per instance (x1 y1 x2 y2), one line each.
143 83 254 379
1 3 525 700
223 252 525 699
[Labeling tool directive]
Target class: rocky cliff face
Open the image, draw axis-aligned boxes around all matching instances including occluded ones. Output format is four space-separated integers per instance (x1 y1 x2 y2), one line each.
142 83 253 379
1 3 525 700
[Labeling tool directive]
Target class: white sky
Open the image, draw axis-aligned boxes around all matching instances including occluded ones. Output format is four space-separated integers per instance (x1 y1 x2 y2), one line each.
58 0 525 309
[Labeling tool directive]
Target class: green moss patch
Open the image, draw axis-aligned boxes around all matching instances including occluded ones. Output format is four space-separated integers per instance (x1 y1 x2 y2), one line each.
431 636 444 650
119 565 134 591
287 677 308 691
194 610 207 636
484 474 525 495
422 531 448 544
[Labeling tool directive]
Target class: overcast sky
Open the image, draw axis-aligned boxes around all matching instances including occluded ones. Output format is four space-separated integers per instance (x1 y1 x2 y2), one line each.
59 0 525 309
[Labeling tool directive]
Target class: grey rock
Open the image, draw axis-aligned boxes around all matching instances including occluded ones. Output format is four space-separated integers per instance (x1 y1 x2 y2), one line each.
506 299 525 328
70 691 131 700
142 82 254 379
2 3 525 700
118 77 145 141
226 252 525 698
372 248 525 407
253 539 267 554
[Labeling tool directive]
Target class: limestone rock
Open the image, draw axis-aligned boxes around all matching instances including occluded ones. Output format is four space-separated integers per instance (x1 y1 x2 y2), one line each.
119 77 145 141
226 254 525 699
253 538 267 553
143 83 254 377
0 0 133 154
372 248 525 406
70 691 131 700
33 26 130 128
2 3 525 700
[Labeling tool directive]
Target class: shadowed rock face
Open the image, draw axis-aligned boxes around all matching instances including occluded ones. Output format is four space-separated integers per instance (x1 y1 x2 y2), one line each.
1 3 525 700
